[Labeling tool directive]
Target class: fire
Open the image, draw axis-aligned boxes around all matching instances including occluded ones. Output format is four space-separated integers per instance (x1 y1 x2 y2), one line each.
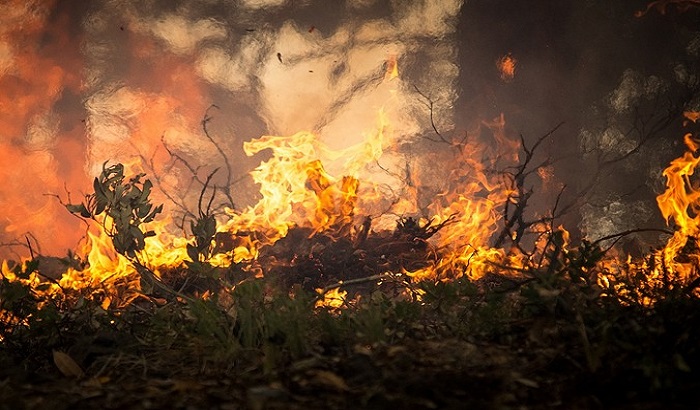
654 133 700 285
596 122 700 304
2 17 699 321
497 53 517 82
59 229 139 310
315 287 348 310
684 111 700 124
220 111 390 263
385 54 399 81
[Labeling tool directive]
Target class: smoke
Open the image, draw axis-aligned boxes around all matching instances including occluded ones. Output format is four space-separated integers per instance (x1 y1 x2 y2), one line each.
0 0 463 258
454 0 700 248
0 0 88 257
2 0 698 259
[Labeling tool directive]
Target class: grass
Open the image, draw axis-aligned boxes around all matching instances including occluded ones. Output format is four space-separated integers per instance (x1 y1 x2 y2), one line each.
2 259 700 409
2 163 699 408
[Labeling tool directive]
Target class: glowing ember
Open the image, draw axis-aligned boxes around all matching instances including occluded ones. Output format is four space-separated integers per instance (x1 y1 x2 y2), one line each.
497 53 517 82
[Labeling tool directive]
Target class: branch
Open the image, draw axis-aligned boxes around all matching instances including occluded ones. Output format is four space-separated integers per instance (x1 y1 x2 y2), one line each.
590 228 675 252
413 85 451 145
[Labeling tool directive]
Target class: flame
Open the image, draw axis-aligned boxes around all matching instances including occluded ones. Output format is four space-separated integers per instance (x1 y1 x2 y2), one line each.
60 229 139 309
5 10 699 321
0 0 580 325
653 133 700 286
597 126 700 304
385 54 399 81
220 111 390 263
497 53 517 82
684 111 700 124
315 287 348 310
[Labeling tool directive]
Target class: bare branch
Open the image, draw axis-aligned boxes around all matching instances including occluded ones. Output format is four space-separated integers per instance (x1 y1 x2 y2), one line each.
413 85 451 145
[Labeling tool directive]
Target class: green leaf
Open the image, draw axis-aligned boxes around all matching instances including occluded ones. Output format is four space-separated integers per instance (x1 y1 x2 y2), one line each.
141 180 153 201
66 203 91 218
144 204 163 223
204 216 216 237
130 226 145 250
137 204 152 219
187 244 200 262
93 177 104 197
95 196 107 215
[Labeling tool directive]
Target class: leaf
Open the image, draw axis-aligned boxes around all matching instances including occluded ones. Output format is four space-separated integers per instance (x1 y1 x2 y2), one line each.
66 203 91 218
137 204 151 219
141 180 153 201
53 350 84 378
674 353 691 372
129 226 146 251
93 177 105 198
187 244 200 262
309 370 349 391
144 204 163 223
204 216 217 237
95 196 107 215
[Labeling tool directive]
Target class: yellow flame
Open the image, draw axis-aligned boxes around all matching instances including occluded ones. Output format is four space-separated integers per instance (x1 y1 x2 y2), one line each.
315 287 348 310
385 54 399 80
220 111 391 263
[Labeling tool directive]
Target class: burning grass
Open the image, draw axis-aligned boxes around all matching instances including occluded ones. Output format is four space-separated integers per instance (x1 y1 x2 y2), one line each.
2 255 700 408
2 112 700 408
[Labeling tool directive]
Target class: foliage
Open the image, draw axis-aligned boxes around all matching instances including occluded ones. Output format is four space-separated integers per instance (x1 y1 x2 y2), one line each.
184 170 219 273
67 162 163 258
3 239 700 408
1 166 698 408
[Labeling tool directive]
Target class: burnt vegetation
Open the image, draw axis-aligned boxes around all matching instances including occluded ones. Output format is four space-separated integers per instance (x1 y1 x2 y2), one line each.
2 112 700 410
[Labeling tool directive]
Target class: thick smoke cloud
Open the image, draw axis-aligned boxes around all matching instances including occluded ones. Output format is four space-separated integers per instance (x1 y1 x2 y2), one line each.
0 0 463 258
1 0 698 259
455 1 700 250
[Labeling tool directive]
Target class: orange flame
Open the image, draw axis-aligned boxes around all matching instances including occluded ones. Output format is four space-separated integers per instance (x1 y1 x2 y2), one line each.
684 111 700 124
385 54 399 81
497 53 517 82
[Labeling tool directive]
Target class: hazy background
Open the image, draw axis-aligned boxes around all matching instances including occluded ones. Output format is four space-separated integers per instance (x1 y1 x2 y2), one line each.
1 0 698 258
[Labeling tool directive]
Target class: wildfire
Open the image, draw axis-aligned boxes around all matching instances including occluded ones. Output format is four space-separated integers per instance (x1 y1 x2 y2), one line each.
1 33 699 318
218 110 390 264
654 133 700 284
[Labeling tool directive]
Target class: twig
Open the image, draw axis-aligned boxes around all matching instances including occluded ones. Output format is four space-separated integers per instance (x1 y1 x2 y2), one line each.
25 236 35 259
318 272 395 294
591 228 675 252
413 85 451 144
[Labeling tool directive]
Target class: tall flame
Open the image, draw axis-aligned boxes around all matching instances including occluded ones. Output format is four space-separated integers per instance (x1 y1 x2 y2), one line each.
654 132 700 285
